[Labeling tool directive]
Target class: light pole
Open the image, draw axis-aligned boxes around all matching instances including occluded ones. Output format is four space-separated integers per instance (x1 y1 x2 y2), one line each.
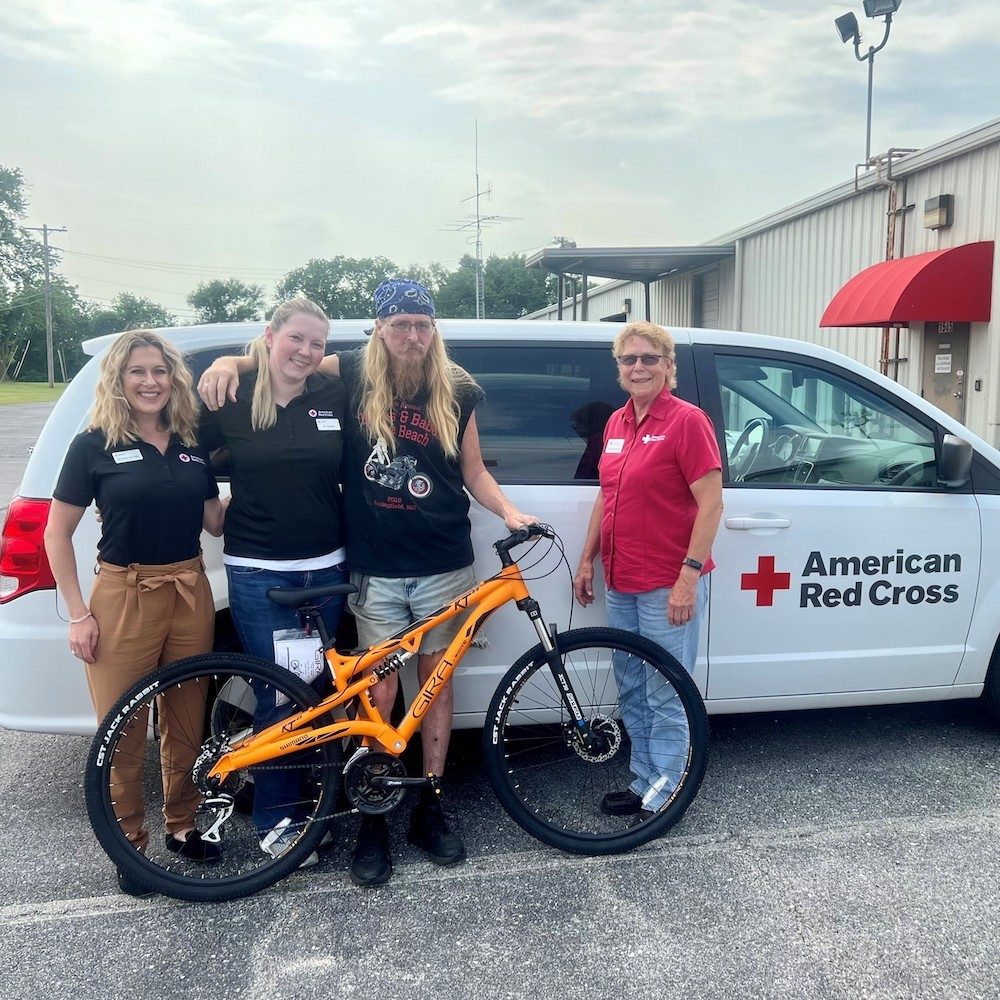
835 0 903 165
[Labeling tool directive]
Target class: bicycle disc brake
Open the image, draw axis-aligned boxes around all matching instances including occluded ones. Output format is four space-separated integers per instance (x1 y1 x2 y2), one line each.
343 749 408 815
566 715 622 763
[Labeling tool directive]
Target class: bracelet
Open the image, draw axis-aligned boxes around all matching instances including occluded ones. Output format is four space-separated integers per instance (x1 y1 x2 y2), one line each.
69 611 94 625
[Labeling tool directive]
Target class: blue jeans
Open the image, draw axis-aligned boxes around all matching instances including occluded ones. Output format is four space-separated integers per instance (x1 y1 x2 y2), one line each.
226 562 348 837
605 576 708 811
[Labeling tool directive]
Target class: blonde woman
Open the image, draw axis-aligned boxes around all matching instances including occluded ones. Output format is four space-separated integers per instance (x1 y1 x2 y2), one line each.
197 297 348 865
45 330 226 897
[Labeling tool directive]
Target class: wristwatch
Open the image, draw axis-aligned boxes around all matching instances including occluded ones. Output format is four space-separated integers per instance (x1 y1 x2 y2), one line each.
681 557 703 571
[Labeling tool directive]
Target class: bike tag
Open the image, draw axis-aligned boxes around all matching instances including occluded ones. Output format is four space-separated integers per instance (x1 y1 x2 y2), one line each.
605 439 625 454
272 628 324 706
315 418 341 431
112 449 144 463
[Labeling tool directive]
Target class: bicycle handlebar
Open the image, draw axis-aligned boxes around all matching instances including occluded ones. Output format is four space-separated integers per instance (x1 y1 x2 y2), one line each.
493 523 555 560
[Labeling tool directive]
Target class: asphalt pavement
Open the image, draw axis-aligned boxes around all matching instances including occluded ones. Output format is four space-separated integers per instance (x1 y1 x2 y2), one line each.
2 402 1000 999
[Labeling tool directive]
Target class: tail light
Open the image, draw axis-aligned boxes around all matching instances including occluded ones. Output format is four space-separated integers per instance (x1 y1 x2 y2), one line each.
0 498 56 603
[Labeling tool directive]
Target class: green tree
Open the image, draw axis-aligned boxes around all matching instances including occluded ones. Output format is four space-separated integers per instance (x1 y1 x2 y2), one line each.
401 262 451 301
435 253 554 319
88 292 175 338
0 165 47 293
275 256 400 319
187 278 265 323
1 276 88 380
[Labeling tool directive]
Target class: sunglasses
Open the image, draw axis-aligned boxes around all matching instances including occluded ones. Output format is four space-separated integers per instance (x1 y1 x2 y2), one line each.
616 353 665 367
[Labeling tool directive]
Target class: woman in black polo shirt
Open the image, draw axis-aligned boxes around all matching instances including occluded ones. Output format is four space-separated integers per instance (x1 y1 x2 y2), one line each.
45 330 226 897
198 297 347 866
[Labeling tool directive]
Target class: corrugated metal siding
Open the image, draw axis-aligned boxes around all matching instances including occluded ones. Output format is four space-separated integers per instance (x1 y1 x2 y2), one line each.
652 273 692 326
738 185 888 371
696 267 720 328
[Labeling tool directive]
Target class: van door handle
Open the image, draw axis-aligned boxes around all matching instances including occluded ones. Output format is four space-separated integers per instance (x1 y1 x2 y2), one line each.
725 516 791 530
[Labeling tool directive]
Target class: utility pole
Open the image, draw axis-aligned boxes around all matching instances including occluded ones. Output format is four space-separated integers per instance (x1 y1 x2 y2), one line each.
24 224 68 388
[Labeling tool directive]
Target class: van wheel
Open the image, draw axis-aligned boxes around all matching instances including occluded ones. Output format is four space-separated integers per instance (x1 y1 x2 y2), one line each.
983 635 1000 722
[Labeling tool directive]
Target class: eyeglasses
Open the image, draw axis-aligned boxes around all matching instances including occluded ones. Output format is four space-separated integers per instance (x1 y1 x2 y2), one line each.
386 319 435 335
616 353 665 367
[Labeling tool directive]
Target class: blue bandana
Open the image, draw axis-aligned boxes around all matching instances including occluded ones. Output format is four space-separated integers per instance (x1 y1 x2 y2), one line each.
373 279 435 319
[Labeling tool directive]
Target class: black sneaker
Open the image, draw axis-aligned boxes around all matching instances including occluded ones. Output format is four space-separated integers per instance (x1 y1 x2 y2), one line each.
116 867 155 899
600 789 643 816
407 794 466 866
350 815 392 887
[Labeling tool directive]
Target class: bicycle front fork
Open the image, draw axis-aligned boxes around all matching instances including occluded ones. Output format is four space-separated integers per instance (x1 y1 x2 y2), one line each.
517 597 599 753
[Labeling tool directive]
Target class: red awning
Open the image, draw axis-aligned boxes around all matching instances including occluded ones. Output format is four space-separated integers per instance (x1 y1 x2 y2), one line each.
820 241 994 328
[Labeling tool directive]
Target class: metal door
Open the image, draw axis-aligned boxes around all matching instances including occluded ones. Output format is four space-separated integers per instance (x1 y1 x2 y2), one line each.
921 322 969 423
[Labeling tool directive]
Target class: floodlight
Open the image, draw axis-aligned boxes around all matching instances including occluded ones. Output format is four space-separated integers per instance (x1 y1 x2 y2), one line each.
863 0 901 17
835 12 860 43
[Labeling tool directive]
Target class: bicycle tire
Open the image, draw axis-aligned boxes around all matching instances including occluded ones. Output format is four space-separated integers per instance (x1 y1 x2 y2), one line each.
85 652 341 902
483 626 709 855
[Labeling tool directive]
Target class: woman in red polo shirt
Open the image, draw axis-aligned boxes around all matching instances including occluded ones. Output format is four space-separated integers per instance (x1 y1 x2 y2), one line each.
574 321 723 818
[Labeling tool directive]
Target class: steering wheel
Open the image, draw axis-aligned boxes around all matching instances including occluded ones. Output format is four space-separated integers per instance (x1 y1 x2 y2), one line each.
729 418 768 481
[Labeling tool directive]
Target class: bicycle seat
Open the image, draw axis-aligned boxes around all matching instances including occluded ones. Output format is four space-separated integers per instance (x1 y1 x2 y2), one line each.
266 582 359 607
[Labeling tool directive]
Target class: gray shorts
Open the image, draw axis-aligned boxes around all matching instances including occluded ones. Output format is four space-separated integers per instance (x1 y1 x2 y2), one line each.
347 564 478 655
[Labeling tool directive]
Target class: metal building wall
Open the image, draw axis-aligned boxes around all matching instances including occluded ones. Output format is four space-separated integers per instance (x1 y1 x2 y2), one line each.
901 142 1000 440
736 185 888 371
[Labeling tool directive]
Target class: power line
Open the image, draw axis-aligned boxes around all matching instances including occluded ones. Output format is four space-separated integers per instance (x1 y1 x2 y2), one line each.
0 290 47 313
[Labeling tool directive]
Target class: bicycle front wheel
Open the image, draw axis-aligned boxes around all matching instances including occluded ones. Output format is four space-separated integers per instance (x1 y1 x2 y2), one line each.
483 627 708 855
85 653 341 903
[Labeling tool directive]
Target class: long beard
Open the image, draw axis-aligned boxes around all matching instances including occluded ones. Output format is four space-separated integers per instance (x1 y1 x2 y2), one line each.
391 357 427 401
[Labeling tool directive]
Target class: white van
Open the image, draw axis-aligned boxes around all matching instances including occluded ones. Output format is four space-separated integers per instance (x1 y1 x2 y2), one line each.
2 319 999 734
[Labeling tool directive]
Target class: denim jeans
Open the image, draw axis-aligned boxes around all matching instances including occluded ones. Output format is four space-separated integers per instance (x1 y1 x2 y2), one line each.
225 562 348 838
605 576 708 811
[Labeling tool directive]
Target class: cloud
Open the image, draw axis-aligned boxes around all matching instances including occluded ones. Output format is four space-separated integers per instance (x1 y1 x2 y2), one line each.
379 0 1000 139
0 0 240 74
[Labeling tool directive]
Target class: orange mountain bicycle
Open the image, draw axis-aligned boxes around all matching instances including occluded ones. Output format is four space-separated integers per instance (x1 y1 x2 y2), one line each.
86 525 709 902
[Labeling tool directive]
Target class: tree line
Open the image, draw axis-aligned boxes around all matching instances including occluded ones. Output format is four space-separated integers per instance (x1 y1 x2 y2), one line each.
1 164 556 382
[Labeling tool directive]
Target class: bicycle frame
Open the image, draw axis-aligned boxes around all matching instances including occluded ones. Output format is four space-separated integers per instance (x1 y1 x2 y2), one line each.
207 560 550 784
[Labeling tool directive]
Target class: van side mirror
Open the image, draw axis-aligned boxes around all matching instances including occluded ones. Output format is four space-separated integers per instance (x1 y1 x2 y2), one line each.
937 434 972 488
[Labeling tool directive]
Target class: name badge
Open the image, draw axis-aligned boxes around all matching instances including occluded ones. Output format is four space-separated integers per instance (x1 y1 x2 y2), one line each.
605 439 625 454
112 449 143 464
316 418 341 431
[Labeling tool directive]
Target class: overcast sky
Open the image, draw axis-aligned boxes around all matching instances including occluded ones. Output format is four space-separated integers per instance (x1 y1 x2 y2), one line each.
2 0 997 320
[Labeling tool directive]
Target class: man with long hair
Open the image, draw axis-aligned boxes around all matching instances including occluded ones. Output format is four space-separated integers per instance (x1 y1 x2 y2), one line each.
198 279 535 888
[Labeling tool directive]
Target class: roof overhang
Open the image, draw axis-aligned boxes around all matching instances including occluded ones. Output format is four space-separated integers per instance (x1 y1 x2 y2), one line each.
820 241 994 328
525 245 736 283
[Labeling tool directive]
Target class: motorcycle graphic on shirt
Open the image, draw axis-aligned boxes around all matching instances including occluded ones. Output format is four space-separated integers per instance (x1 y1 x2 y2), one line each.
363 440 433 499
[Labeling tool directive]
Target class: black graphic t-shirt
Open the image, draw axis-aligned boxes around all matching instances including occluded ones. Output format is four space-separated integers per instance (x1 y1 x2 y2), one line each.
339 348 484 577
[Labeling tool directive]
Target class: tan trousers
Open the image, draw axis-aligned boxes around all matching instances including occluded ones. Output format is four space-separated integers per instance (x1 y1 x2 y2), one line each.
85 555 214 852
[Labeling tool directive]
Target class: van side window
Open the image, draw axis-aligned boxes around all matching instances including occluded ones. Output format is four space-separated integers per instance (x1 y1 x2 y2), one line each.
715 354 938 489
448 345 628 484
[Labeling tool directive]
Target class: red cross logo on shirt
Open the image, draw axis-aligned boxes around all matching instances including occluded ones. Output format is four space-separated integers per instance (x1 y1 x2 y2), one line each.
741 556 791 607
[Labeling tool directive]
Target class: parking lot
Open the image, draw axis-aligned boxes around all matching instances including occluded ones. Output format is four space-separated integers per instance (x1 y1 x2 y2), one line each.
2 403 1000 999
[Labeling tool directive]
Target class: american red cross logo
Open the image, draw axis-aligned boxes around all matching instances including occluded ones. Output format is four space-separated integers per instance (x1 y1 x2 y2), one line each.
741 556 791 607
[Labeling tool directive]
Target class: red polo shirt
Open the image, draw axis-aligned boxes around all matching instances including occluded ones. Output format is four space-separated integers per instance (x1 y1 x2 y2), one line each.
599 388 721 593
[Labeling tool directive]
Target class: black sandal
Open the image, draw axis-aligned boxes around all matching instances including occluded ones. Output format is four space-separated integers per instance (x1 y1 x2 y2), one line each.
165 831 222 862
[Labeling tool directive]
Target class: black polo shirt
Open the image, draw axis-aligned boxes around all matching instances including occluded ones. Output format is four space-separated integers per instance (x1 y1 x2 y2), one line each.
53 429 219 567
198 372 347 561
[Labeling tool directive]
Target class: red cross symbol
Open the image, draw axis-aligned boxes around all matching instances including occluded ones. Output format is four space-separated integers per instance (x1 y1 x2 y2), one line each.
741 556 791 607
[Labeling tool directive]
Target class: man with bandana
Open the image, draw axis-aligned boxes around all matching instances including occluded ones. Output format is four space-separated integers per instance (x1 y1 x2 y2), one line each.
199 279 536 888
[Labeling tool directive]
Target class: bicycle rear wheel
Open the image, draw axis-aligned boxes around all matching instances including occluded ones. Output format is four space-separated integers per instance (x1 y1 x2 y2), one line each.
85 653 341 902
483 627 708 855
